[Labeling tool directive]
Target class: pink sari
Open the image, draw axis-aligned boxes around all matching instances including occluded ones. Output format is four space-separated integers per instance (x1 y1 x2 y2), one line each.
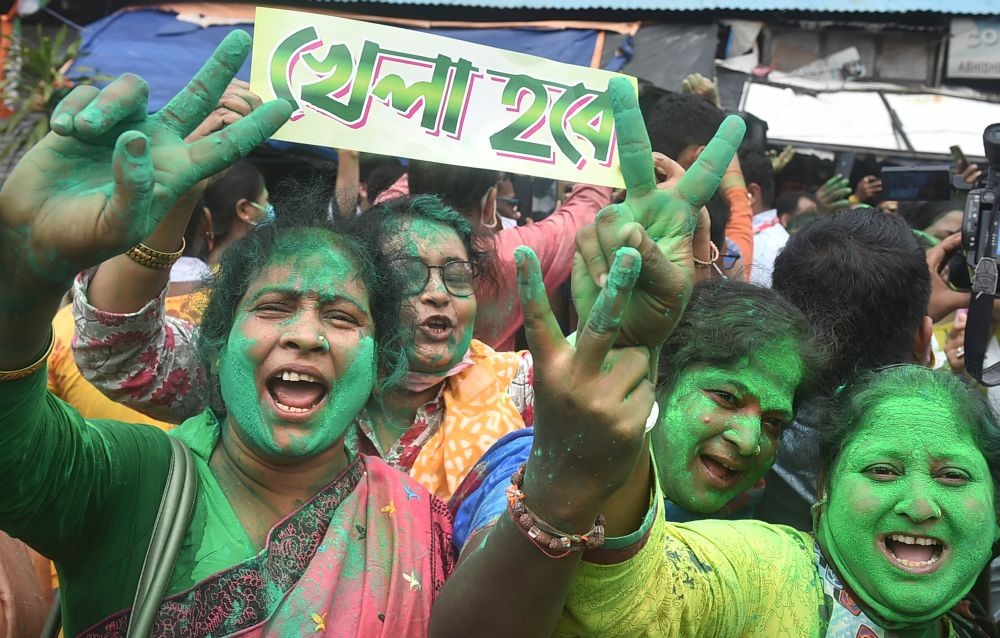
82 456 455 637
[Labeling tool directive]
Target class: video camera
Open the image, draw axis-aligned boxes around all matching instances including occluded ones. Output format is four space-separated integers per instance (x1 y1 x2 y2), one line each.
959 124 1000 386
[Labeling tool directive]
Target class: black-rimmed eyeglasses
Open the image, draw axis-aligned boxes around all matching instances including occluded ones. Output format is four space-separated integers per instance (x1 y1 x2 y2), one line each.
392 257 479 298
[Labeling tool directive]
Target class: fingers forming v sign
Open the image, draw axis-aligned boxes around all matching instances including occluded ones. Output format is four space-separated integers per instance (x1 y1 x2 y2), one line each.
0 30 292 286
573 76 746 349
516 245 655 528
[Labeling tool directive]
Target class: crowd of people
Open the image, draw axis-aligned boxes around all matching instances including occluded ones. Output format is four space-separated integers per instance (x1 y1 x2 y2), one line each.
0 28 998 638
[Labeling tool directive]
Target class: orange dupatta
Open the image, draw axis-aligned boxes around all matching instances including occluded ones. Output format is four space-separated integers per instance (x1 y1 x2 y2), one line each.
409 340 528 500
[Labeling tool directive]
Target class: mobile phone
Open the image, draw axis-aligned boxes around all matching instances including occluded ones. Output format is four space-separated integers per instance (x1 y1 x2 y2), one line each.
835 152 856 182
950 145 968 173
880 166 953 201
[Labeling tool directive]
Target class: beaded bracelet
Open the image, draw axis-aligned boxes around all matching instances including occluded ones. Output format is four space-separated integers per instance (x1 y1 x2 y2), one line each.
505 463 605 559
692 241 719 269
126 238 185 271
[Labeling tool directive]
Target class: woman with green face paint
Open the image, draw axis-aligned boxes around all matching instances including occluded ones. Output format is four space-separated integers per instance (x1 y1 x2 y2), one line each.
652 279 825 520
0 35 457 637
557 365 1000 637
339 193 538 500
74 186 534 502
448 278 825 550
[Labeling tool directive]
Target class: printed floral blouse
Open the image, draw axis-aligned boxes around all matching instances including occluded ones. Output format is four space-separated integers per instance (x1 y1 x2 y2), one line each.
71 270 535 499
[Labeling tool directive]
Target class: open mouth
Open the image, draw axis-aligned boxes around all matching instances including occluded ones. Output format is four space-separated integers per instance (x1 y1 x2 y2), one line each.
880 533 946 573
419 315 455 339
698 454 746 489
266 369 329 416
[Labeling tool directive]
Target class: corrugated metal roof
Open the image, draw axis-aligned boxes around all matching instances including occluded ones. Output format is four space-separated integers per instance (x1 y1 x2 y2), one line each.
304 0 1000 13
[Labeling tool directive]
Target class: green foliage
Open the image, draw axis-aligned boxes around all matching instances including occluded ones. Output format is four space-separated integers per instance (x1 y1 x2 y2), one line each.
0 22 108 161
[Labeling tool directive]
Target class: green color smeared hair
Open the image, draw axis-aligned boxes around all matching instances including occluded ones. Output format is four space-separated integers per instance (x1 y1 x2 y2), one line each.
345 194 497 293
656 278 828 413
818 365 1000 510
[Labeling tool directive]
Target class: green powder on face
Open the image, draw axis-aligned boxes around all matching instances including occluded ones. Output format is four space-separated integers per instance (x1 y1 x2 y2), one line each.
218 235 377 458
817 394 998 629
652 342 803 513
391 218 477 373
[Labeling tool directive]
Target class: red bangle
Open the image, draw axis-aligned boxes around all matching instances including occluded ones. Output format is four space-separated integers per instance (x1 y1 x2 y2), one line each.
505 463 605 559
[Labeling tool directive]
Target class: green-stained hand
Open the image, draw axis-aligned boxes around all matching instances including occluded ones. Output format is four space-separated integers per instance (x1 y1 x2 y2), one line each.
515 245 654 531
816 174 852 211
573 77 746 349
679 73 721 108
0 30 291 287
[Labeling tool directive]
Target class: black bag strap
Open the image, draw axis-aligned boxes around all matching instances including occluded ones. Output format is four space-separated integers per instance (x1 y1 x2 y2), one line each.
126 436 198 638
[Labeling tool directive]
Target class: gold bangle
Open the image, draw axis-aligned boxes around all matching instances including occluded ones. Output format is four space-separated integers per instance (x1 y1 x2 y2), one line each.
126 238 185 271
693 241 720 268
0 332 54 382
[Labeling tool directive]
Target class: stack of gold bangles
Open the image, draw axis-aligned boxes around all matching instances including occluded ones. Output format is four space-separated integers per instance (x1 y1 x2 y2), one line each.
0 333 54 382
126 239 185 270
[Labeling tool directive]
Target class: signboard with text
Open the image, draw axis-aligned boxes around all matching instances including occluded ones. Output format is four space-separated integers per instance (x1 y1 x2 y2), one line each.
250 7 634 187
948 19 1000 79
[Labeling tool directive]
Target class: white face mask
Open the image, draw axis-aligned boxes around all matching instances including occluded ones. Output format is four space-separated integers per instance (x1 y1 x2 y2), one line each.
500 215 518 230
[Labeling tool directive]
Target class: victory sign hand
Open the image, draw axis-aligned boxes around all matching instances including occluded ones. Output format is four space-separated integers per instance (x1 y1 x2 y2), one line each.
0 31 291 286
573 76 746 349
516 245 654 530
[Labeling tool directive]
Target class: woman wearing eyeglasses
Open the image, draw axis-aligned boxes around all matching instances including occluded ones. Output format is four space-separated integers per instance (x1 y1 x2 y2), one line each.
335 194 535 499
73 187 530 500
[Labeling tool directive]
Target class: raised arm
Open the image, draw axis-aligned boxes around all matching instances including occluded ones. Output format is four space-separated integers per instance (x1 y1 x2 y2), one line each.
720 154 754 274
572 77 746 353
0 31 289 562
0 31 289 370
432 78 745 637
475 182 611 349
70 81 263 421
432 77 742 638
334 148 361 217
85 79 261 314
430 244 653 638
72 269 212 422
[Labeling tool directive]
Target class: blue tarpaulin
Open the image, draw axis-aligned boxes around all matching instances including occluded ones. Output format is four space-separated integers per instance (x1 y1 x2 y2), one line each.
69 9 600 112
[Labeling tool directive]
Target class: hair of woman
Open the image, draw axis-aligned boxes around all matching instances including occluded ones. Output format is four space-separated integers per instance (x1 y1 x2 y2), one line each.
201 160 266 241
347 194 498 293
656 278 828 412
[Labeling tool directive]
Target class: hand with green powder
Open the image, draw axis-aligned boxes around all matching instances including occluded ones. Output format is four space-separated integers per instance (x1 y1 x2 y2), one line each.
573 77 746 350
429 246 654 638
0 30 292 287
516 245 654 532
815 174 853 211
679 72 721 108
